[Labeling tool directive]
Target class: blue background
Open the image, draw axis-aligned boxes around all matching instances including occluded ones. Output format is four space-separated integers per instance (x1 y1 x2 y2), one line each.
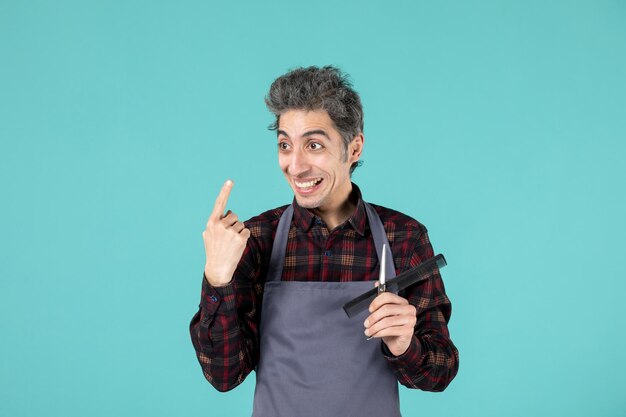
1 1 625 416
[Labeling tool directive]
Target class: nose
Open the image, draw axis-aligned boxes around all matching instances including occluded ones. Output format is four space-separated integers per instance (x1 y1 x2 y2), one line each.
288 147 310 176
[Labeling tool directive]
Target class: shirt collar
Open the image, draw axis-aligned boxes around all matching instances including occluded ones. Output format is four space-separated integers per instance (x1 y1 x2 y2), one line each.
291 182 367 236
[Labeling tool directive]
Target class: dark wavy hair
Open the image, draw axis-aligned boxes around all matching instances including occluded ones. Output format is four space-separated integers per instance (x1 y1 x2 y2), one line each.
265 66 364 174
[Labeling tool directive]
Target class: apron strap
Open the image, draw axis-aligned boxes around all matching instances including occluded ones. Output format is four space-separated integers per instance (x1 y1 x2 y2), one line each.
267 204 293 283
363 202 396 280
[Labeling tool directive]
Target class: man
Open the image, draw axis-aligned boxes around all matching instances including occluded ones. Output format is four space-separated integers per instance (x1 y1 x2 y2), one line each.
190 66 458 417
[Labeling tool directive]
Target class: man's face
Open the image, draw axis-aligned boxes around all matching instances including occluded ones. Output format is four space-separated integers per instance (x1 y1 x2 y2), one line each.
277 109 363 212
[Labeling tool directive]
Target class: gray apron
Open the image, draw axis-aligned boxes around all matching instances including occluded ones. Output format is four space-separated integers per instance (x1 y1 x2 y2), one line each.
252 203 401 417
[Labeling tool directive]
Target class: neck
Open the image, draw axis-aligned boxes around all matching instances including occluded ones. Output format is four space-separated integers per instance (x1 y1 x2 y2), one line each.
312 183 357 230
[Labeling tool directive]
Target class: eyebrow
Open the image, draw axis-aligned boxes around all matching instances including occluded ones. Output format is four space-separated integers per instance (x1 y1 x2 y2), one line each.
277 129 331 140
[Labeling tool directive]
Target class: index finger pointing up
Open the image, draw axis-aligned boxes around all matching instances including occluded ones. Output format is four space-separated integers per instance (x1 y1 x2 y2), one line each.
210 179 234 220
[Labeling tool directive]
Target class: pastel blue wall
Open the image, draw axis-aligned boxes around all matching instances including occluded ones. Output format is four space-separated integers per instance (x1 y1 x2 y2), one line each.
1 1 625 416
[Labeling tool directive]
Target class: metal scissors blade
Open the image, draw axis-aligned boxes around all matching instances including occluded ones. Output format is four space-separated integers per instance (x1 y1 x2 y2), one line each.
378 243 387 294
367 244 388 340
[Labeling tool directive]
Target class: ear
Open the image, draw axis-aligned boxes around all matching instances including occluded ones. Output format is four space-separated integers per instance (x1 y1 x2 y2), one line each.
348 133 364 164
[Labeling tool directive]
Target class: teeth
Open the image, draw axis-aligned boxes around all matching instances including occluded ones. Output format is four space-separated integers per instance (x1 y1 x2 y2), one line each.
295 178 321 188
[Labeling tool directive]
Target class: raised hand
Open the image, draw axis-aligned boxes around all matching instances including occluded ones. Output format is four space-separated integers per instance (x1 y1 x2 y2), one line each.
202 180 251 287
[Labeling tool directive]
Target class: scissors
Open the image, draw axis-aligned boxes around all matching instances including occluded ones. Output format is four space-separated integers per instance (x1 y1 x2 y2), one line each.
366 244 388 340
377 243 387 295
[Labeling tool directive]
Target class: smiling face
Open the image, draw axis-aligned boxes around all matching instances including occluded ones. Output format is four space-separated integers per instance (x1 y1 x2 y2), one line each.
277 109 363 215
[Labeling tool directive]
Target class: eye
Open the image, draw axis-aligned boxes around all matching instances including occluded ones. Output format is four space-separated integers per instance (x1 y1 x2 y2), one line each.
278 141 290 151
309 142 324 151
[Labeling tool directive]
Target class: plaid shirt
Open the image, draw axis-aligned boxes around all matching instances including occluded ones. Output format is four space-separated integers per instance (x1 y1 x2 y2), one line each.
190 184 458 392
